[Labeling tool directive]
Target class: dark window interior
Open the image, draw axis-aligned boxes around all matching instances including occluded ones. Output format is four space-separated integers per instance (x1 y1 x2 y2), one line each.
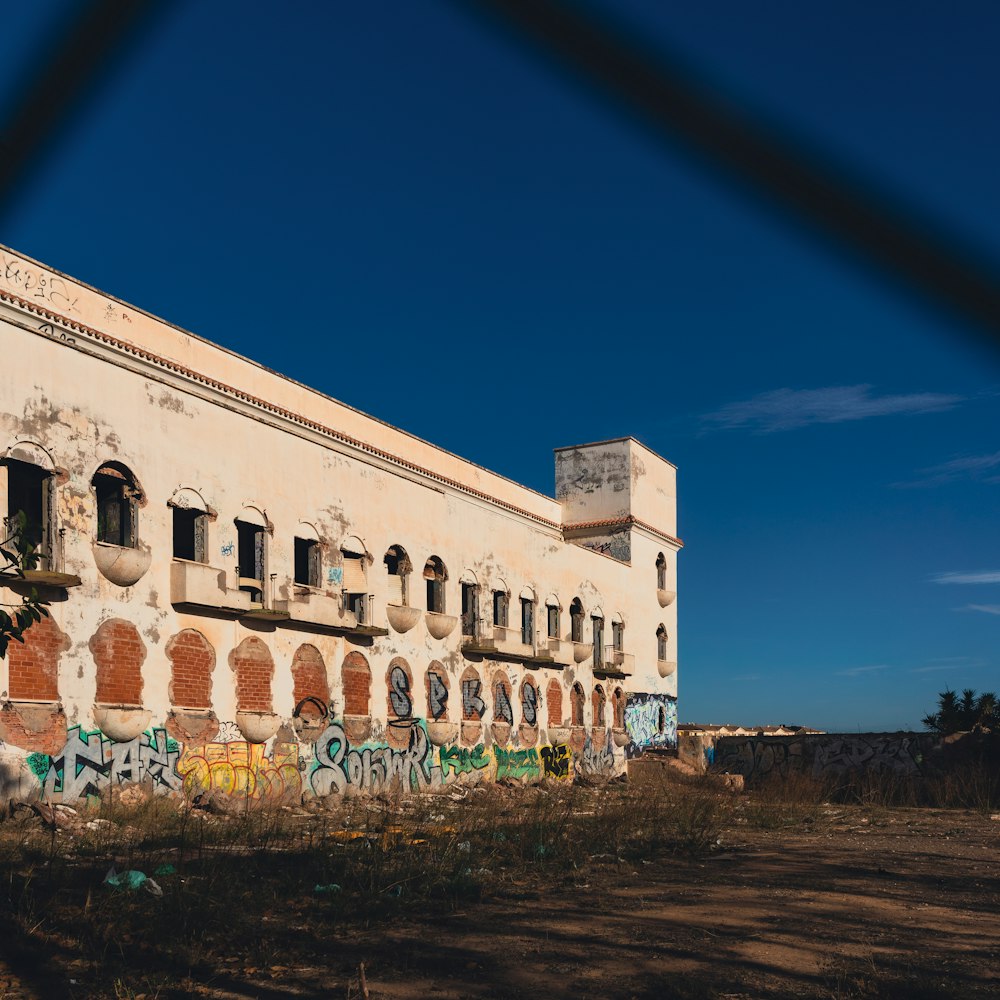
461 583 477 636
173 507 206 562
547 604 559 639
236 520 265 600
95 469 135 548
294 537 320 587
6 459 49 557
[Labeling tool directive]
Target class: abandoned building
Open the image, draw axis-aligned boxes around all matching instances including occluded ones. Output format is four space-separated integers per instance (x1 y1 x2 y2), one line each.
0 243 681 801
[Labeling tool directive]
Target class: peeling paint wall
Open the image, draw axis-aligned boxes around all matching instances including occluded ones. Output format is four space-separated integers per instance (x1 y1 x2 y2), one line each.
0 245 681 802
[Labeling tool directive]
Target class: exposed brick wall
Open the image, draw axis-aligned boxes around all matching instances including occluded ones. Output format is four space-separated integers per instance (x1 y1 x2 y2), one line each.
166 629 214 709
230 636 274 713
612 687 626 728
0 704 66 755
6 614 68 701
547 678 562 727
592 685 607 728
91 619 146 707
571 683 585 727
292 644 330 721
342 650 371 716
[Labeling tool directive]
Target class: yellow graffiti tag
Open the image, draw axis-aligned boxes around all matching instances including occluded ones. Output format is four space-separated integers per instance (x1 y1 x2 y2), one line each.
177 741 301 800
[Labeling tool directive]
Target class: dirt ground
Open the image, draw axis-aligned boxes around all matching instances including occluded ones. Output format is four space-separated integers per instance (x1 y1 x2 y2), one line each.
0 800 997 999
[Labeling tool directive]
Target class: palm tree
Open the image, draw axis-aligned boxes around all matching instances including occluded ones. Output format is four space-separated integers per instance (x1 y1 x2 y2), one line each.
923 688 1000 734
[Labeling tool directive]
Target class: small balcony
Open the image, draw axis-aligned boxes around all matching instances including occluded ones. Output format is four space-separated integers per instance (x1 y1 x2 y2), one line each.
462 619 555 666
170 560 252 614
545 636 574 666
274 589 387 637
594 645 634 679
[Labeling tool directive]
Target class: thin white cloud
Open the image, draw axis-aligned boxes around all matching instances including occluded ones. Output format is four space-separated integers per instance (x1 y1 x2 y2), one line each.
701 384 962 434
835 664 891 678
911 660 986 673
894 450 1000 489
959 604 1000 616
932 571 1000 585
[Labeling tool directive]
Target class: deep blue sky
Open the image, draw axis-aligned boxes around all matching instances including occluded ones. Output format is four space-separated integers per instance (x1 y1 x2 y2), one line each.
3 1 998 731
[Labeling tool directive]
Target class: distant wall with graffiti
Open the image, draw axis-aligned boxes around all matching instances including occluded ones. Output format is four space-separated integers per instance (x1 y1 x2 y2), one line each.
623 692 677 759
713 732 942 781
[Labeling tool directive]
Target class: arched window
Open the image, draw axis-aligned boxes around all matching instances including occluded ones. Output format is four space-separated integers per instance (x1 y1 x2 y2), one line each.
593 685 606 728
656 552 667 590
460 666 484 721
424 556 447 613
657 624 668 661
612 687 626 729
93 462 143 548
520 677 539 728
570 682 585 727
386 658 414 720
342 651 372 716
569 597 584 643
547 678 563 727
493 672 513 726
384 545 411 606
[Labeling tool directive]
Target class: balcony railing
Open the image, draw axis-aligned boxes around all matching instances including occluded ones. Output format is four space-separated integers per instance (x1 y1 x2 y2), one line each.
596 645 634 676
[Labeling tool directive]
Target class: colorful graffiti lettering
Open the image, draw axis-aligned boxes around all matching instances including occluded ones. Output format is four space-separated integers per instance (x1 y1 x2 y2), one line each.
624 693 677 759
41 726 182 800
439 742 491 779
311 720 434 794
177 740 302 799
540 743 571 779
494 746 541 780
579 731 616 775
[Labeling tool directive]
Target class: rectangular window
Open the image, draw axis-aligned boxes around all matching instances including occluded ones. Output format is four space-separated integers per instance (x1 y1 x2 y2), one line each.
236 520 265 602
294 537 320 587
461 583 478 636
521 598 534 646
592 618 604 666
493 591 508 628
347 591 368 623
5 459 51 565
612 621 624 651
173 507 207 562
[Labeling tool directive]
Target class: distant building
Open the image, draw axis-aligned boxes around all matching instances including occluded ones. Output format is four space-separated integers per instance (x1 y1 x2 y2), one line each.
0 244 681 802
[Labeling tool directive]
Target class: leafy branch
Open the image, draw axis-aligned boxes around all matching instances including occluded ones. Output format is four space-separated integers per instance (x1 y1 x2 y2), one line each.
0 510 50 658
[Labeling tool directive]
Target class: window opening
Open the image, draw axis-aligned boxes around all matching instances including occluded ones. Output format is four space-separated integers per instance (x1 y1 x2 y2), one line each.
569 598 584 643
520 597 534 646
236 519 265 603
493 589 509 628
657 624 668 661
461 582 478 636
612 620 624 651
5 459 51 566
594 685 606 727
173 507 207 563
547 603 560 639
656 552 667 590
424 556 446 613
592 616 604 666
571 682 585 726
94 465 138 548
294 536 321 588
657 704 666 735
343 546 368 621
384 545 410 605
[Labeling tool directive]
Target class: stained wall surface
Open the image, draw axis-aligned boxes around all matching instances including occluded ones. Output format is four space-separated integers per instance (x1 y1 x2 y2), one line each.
0 244 682 802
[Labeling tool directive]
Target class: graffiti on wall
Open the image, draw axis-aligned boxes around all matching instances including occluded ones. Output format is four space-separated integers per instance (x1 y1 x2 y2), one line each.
623 693 677 759
178 740 302 799
713 733 938 780
9 715 617 803
39 727 182 799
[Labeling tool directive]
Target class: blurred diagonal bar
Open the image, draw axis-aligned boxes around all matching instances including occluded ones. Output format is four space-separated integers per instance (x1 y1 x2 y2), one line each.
460 0 1000 341
0 0 169 221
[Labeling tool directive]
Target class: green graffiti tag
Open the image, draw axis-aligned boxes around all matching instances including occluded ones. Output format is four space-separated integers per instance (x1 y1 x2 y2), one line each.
494 746 541 780
26 752 50 782
438 742 490 778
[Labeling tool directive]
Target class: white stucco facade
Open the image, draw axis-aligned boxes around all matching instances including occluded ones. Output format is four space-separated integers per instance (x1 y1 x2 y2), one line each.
0 243 681 801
